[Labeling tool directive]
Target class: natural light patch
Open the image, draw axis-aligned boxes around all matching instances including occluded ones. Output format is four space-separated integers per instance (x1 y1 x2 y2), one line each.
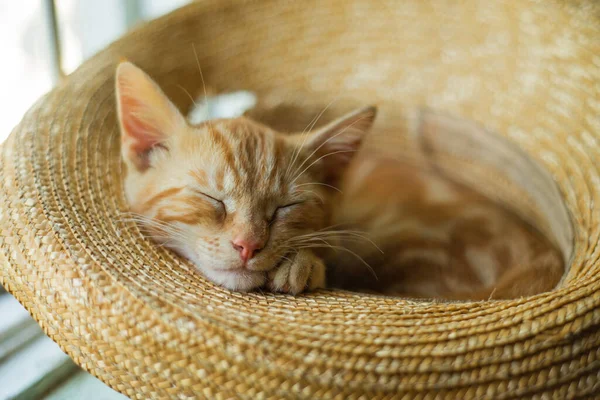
0 2 53 142
188 91 257 124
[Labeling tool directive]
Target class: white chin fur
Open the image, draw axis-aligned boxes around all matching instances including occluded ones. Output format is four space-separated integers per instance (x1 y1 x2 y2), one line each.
200 267 266 292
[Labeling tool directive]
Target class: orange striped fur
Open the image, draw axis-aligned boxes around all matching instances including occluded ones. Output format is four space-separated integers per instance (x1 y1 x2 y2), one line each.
116 62 364 293
116 62 563 299
327 155 564 300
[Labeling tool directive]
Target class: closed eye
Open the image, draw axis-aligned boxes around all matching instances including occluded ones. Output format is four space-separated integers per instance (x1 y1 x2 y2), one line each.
278 202 303 210
270 201 303 222
192 189 226 210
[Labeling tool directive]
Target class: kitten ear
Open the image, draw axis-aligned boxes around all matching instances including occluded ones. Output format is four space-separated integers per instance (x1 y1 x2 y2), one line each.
115 61 185 171
306 105 377 183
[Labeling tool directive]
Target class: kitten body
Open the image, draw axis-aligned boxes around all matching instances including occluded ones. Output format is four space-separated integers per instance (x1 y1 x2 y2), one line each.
116 62 563 300
327 155 564 300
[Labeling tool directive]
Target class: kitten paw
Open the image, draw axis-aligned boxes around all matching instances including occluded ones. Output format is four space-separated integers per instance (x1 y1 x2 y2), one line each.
267 250 326 294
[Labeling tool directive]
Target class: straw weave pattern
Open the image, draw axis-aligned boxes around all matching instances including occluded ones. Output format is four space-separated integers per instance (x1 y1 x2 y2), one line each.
1 0 599 398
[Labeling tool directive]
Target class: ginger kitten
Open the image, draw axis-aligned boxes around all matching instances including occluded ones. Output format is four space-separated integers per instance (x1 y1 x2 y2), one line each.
116 62 564 300
116 61 373 294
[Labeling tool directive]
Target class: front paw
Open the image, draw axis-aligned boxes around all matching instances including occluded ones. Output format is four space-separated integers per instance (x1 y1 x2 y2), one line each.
267 250 326 294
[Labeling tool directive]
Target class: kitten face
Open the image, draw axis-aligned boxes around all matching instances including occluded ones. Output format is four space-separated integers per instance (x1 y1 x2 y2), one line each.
115 62 375 291
125 118 329 291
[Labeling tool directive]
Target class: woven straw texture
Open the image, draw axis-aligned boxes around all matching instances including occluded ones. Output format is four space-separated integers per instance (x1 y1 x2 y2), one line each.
1 0 600 398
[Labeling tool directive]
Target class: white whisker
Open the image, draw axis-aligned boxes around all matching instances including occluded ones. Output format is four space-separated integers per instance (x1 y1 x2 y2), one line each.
295 189 325 204
177 84 197 107
192 43 218 135
290 114 370 182
290 150 357 185
295 182 342 193
296 243 378 280
288 229 383 254
285 97 340 180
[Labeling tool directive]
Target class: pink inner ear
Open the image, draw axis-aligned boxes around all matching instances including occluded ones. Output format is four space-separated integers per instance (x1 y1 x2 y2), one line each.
312 126 368 185
318 150 355 185
119 94 163 155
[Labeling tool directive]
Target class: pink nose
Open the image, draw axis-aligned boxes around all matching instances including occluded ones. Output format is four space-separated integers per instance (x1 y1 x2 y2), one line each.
232 238 263 263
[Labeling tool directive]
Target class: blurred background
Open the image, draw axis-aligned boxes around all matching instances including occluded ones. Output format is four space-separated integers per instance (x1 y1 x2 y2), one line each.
0 0 191 142
0 1 190 399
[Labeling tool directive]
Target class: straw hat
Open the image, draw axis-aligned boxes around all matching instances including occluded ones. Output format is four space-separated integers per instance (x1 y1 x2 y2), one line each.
1 0 599 398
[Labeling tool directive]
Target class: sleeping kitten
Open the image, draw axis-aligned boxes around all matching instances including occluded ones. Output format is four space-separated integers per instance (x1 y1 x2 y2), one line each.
116 62 563 299
116 61 370 293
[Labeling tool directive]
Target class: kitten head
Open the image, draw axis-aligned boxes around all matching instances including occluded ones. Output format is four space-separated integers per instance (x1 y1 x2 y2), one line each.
116 62 376 291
